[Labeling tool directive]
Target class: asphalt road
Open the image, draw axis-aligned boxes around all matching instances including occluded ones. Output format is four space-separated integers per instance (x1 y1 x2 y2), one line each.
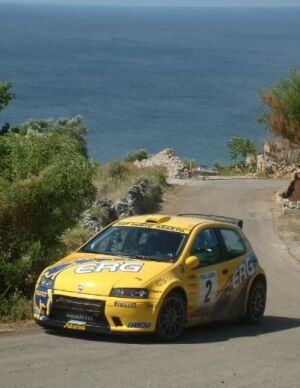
1 179 300 388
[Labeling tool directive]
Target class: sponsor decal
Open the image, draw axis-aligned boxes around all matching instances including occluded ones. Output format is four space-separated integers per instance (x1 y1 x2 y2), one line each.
116 221 189 234
64 321 86 331
75 262 143 274
35 290 48 297
35 288 49 317
128 322 151 329
150 289 162 294
232 254 257 288
42 263 76 280
41 258 101 280
200 271 218 305
114 301 136 308
66 312 92 322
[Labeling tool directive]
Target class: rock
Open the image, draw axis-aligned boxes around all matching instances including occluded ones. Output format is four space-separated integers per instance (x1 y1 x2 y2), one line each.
245 153 256 165
257 138 300 178
82 181 162 232
81 198 116 232
135 148 189 179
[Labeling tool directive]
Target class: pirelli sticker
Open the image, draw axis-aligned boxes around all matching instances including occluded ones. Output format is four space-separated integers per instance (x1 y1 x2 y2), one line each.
116 221 189 234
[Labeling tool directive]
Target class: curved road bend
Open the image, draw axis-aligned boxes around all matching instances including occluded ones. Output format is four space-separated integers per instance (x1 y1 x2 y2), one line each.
1 178 300 388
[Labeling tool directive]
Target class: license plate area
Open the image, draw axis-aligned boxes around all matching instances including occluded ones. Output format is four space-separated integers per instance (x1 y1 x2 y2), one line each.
50 295 108 327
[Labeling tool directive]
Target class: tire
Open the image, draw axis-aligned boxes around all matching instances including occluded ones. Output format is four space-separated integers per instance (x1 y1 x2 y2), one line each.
245 280 266 324
155 292 186 341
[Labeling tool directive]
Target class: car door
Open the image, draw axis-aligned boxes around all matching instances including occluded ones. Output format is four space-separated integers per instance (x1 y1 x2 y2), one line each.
212 227 250 320
185 228 230 324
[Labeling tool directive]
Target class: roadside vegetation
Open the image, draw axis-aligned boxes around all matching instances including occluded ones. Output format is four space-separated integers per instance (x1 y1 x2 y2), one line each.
124 149 149 162
214 69 300 177
213 136 257 176
0 83 167 322
94 160 165 202
259 68 300 147
63 162 167 252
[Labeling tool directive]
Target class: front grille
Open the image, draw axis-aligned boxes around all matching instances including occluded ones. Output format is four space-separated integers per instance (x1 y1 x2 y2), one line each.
50 295 109 327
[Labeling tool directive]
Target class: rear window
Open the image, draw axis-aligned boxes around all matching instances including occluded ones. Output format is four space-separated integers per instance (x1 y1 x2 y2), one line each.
219 228 247 260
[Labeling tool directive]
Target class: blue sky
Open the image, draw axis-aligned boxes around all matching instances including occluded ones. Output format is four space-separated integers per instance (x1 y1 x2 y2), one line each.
1 0 300 6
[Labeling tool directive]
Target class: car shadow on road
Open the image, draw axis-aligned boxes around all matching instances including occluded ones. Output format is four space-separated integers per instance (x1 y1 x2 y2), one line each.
178 315 300 344
45 315 300 345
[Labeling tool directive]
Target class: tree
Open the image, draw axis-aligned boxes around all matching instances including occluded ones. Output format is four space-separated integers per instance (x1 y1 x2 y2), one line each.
259 69 300 146
227 137 256 162
0 82 15 112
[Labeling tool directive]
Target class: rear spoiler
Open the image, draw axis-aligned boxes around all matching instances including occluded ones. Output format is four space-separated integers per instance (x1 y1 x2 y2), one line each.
178 213 243 229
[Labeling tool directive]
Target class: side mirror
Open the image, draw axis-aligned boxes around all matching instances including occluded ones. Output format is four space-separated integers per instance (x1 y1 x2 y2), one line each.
185 256 199 271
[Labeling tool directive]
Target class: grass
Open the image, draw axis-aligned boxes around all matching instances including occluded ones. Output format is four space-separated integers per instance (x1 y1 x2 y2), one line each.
0 293 32 323
214 162 257 176
94 161 167 202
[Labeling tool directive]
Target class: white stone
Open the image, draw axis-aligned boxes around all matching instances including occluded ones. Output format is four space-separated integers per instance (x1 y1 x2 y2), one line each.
282 199 289 208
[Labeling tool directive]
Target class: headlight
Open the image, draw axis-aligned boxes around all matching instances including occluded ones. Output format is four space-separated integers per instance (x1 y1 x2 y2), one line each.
39 275 54 289
110 288 148 299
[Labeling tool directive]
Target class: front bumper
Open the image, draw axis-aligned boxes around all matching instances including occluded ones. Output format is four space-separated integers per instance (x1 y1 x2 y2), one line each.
33 288 160 334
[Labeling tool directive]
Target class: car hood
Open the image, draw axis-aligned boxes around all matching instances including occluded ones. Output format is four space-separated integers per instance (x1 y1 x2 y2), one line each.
44 252 172 296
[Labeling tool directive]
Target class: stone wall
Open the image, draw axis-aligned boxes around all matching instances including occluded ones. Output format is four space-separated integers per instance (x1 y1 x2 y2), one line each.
82 180 162 232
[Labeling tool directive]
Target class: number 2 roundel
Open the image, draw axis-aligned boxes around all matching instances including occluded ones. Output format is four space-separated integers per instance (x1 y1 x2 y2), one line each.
200 271 218 305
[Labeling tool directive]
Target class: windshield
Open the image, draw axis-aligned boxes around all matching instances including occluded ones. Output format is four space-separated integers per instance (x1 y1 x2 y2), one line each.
80 226 187 263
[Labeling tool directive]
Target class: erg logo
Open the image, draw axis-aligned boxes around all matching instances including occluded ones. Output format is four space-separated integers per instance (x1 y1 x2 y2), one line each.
232 255 257 288
75 262 143 274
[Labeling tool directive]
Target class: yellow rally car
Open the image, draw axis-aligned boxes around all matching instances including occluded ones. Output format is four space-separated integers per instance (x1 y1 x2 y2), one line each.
34 214 267 341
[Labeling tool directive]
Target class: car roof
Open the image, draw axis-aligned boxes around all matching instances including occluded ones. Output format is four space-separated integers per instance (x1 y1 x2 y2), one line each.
114 214 241 234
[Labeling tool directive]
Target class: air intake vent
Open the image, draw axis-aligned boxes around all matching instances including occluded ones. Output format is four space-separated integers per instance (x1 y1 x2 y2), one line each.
145 216 171 224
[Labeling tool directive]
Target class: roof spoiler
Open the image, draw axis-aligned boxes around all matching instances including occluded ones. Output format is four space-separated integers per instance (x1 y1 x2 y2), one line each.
178 213 243 229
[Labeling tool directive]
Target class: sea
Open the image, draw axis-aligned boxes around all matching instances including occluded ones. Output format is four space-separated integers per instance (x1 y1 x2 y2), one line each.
1 4 300 165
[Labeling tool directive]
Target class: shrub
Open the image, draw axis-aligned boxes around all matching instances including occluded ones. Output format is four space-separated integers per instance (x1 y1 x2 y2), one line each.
0 123 96 297
107 161 128 178
259 68 300 146
183 159 198 171
227 137 257 162
62 226 95 252
0 292 32 323
124 149 149 162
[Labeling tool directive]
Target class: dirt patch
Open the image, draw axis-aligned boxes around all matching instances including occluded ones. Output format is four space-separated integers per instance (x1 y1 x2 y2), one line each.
0 319 35 334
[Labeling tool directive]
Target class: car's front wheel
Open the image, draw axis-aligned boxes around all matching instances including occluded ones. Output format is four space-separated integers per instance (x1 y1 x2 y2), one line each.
245 279 266 324
155 291 186 341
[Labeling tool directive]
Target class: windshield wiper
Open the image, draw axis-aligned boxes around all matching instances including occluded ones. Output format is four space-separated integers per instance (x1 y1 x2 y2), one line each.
131 255 154 261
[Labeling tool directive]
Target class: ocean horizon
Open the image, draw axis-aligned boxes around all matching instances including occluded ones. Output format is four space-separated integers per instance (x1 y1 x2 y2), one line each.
1 4 300 165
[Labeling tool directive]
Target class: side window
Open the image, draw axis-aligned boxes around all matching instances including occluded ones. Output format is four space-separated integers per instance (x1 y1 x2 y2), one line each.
219 228 247 260
191 229 222 266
